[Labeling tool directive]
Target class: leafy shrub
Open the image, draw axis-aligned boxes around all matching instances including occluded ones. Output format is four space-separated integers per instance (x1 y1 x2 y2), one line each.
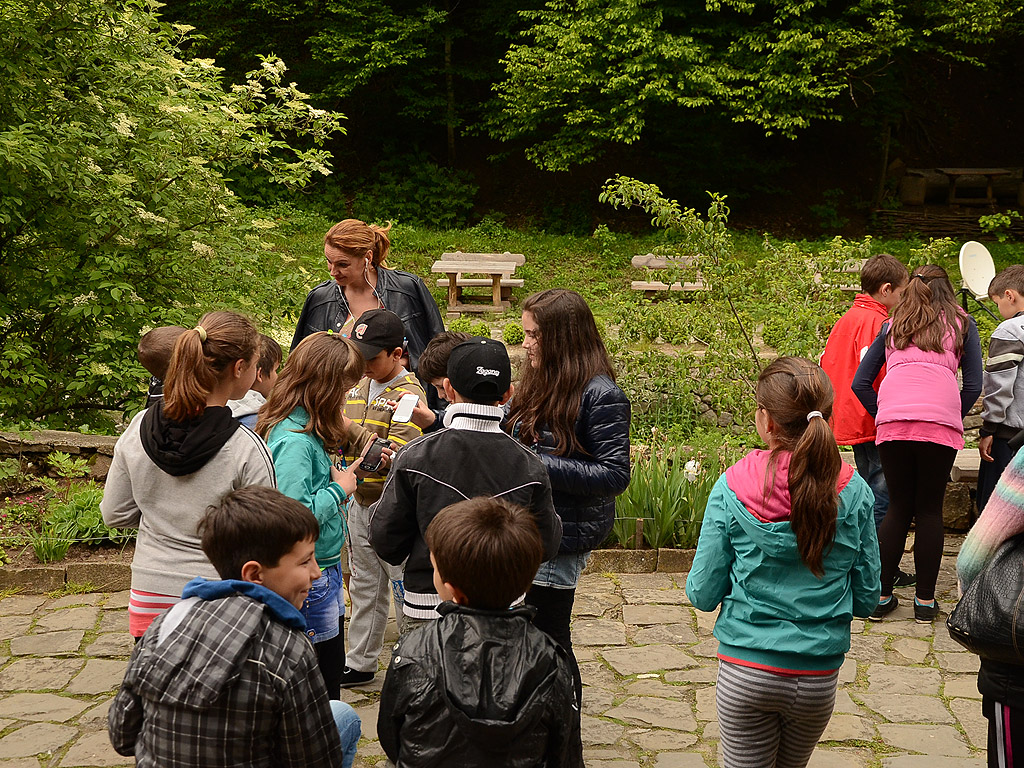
470 320 490 338
46 482 134 547
503 322 525 345
350 154 478 228
447 316 473 333
612 445 719 549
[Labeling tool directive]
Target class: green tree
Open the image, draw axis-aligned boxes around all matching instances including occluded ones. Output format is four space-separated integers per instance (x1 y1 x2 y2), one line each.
493 0 1023 171
0 0 344 427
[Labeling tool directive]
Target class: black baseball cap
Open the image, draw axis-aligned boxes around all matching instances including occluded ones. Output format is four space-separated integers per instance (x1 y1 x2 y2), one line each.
447 337 512 403
350 309 405 360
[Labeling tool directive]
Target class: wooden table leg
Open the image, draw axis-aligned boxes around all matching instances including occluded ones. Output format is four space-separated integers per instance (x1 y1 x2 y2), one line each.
947 176 957 205
491 274 502 307
986 176 995 204
446 272 459 311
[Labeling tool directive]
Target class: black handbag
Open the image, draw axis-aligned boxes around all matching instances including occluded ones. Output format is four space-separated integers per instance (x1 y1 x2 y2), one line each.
947 533 1024 664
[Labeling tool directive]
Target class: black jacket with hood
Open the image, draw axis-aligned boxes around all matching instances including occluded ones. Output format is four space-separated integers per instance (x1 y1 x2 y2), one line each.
378 602 583 768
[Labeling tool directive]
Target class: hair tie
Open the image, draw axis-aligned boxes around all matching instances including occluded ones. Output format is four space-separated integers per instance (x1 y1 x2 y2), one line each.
194 325 207 342
912 274 930 283
806 410 823 422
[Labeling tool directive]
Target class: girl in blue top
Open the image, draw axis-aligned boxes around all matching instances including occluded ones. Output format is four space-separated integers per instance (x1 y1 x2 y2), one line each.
686 356 880 768
256 332 366 698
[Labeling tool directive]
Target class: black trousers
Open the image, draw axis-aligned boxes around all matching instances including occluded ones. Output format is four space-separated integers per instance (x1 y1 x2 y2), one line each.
314 621 345 699
877 440 956 600
525 585 582 708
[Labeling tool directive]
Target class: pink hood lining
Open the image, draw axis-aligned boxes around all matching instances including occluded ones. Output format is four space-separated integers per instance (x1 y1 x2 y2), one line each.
725 449 855 523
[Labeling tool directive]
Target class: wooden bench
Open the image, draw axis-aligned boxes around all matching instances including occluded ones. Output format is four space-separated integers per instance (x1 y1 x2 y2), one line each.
814 258 865 293
431 256 520 315
434 252 525 303
630 253 708 297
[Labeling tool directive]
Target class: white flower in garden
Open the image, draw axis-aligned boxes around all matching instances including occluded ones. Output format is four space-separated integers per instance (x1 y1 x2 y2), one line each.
191 241 215 257
684 460 700 483
112 113 136 137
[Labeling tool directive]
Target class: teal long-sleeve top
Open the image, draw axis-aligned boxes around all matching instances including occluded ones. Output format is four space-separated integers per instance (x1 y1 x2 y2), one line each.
265 407 348 568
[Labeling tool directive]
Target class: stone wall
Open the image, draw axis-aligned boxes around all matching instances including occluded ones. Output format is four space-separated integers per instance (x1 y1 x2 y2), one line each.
0 431 117 481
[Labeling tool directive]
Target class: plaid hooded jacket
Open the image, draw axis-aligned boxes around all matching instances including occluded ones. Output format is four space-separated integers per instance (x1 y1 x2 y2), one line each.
108 583 343 768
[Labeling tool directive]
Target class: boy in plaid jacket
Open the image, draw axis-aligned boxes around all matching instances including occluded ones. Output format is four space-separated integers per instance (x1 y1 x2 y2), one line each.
108 486 361 768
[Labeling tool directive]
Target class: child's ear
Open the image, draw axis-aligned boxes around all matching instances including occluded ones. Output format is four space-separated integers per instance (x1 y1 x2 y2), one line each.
447 582 469 606
254 369 266 384
442 377 457 402
498 384 514 406
240 560 263 584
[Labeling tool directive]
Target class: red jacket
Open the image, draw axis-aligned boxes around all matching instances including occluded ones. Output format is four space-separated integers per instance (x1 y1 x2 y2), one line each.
820 294 889 445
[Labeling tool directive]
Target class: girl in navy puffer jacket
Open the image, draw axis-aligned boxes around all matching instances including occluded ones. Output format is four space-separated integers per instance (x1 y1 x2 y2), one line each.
506 289 631 704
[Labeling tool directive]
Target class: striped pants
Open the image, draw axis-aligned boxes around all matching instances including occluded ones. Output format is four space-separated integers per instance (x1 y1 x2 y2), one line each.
716 660 838 768
985 697 1023 768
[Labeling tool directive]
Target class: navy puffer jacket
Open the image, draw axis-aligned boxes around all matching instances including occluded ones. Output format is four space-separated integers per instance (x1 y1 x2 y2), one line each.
518 374 631 553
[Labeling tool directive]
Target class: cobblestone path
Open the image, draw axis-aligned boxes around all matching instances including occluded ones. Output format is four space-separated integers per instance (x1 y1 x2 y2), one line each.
0 546 984 767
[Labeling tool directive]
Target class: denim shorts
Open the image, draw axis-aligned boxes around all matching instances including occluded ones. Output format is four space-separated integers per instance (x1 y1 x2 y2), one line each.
301 563 345 643
532 551 591 590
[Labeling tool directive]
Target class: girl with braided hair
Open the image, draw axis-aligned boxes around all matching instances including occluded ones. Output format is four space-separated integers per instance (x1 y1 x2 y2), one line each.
687 356 879 768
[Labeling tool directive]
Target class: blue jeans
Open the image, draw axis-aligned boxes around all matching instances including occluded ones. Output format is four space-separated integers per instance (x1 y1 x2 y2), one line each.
977 436 1018 514
852 442 889 529
301 563 345 643
331 700 361 768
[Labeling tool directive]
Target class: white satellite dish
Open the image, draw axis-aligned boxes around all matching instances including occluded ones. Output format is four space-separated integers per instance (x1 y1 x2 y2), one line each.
959 241 996 300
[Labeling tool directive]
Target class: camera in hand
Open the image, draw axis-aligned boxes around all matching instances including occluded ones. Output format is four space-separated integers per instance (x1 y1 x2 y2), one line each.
359 437 390 472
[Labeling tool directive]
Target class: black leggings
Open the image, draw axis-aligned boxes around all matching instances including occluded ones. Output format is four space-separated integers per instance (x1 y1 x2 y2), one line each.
313 622 345 699
525 585 582 707
877 440 956 600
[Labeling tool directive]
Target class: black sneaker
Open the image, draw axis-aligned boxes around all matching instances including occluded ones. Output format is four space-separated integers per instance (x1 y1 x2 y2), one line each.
338 667 375 688
893 569 917 588
914 599 940 624
869 595 898 621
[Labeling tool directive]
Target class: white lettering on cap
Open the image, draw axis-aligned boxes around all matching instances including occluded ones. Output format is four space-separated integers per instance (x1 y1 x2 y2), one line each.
476 366 499 377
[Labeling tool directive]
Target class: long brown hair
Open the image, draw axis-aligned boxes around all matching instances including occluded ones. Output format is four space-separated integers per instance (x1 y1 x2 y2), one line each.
756 357 841 577
163 311 258 422
506 289 615 455
324 219 392 268
887 264 967 354
255 333 365 451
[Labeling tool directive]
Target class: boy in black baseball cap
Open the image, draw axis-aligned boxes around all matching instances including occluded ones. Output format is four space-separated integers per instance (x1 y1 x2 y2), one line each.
369 336 562 634
339 308 426 688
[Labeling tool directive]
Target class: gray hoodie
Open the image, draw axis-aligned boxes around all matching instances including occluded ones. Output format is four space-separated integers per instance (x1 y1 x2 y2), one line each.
101 408 276 596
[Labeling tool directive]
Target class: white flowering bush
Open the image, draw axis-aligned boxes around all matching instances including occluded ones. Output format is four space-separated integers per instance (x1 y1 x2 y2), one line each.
0 0 345 427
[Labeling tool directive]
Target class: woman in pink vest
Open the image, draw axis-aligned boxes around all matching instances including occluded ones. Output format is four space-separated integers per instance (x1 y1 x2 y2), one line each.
852 264 982 623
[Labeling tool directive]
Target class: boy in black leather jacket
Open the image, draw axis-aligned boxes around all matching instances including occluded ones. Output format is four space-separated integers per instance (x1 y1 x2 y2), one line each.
378 497 582 768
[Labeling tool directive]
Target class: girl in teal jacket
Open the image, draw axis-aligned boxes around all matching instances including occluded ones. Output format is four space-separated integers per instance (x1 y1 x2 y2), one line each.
686 356 879 768
257 332 366 698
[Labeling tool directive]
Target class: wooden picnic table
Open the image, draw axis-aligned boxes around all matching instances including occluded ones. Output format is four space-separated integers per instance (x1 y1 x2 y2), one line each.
431 259 518 313
936 167 1012 205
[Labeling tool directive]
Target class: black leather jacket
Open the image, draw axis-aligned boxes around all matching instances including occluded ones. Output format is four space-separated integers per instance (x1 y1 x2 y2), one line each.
515 374 631 553
378 602 583 768
290 268 445 374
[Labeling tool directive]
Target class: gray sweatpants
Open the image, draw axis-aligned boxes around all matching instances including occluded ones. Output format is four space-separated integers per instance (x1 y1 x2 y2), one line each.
345 499 404 673
716 659 838 768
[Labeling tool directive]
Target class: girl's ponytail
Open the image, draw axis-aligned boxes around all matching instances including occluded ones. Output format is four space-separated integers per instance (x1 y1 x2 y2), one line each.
163 311 258 422
757 357 841 577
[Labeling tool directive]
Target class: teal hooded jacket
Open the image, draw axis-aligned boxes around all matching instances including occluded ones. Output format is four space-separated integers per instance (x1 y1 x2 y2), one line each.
265 407 348 568
686 450 880 673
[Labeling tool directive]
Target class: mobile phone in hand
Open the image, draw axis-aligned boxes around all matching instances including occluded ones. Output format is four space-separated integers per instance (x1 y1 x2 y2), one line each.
392 393 419 423
359 437 390 472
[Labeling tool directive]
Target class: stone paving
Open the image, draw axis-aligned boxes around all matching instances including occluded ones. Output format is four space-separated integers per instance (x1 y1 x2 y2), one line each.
0 546 985 767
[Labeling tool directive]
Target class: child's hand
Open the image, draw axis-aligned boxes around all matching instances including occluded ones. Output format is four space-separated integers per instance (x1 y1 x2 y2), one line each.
386 397 435 430
352 440 396 479
330 461 359 498
979 435 994 462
